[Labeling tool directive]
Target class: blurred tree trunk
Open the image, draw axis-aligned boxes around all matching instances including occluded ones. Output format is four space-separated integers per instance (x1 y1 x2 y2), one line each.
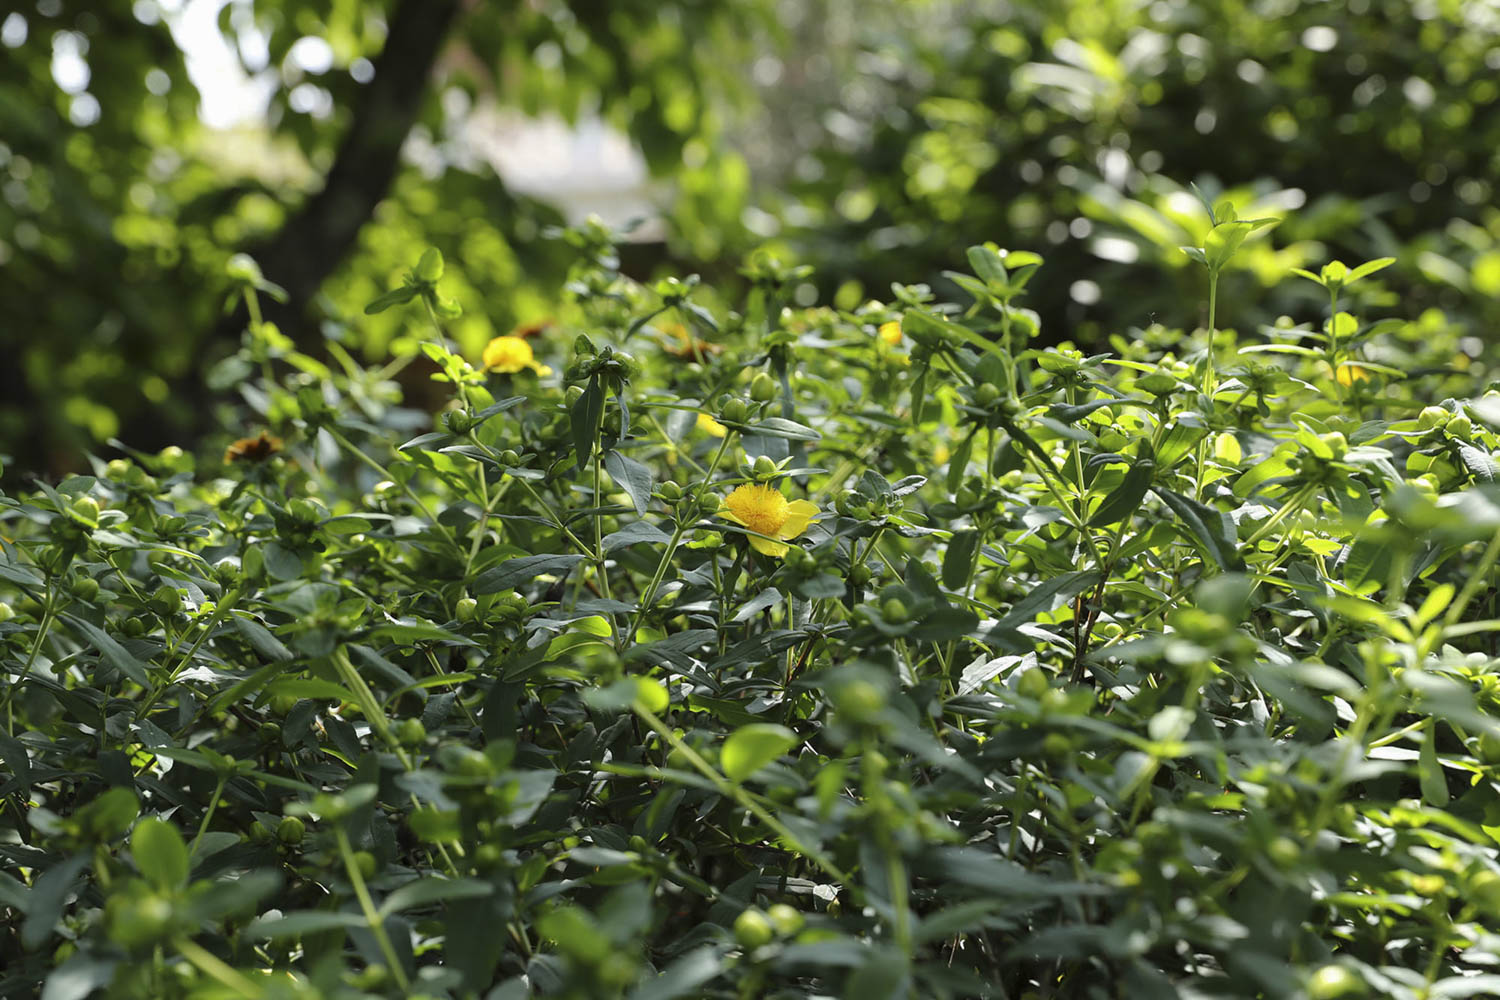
218 0 463 346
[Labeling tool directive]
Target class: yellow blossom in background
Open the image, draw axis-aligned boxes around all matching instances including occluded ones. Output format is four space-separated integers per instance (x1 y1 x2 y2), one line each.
719 483 821 557
878 321 903 346
1335 362 1370 387
697 412 728 438
482 336 553 375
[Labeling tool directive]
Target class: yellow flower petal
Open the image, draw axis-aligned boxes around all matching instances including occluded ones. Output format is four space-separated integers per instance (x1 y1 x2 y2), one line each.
878 321 903 346
747 534 790 558
697 412 728 438
779 499 821 540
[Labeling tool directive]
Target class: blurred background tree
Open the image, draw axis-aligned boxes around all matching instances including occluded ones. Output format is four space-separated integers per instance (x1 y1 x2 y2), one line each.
4 0 1500 477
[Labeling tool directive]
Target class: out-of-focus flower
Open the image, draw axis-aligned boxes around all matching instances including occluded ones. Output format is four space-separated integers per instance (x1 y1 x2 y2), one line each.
483 336 553 375
224 431 283 464
697 413 728 438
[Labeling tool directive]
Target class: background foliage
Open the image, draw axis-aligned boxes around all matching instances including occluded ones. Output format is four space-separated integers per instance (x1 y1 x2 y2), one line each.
6 0 1500 477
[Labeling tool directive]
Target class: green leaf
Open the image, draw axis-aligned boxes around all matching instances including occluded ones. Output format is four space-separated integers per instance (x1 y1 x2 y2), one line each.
721 723 799 782
473 554 586 593
376 877 493 920
60 613 150 687
942 530 979 591
1087 458 1154 527
132 817 189 891
603 450 655 516
362 284 419 315
1152 487 1245 571
1419 727 1450 808
1346 257 1396 283
571 375 605 465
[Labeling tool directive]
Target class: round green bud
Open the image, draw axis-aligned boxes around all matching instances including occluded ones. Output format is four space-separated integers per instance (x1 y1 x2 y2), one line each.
848 564 872 587
1042 732 1071 756
499 449 522 467
720 398 750 424
396 719 427 747
733 908 775 949
443 410 473 435
450 747 495 779
974 383 1002 407
766 903 804 937
1418 406 1451 430
750 372 778 402
1017 668 1050 700
833 679 886 722
70 576 100 602
416 247 445 283
226 253 263 284
697 492 721 515
455 597 478 622
1478 732 1500 765
104 459 131 480
352 851 377 880
71 495 100 525
1267 836 1300 869
657 481 683 502
881 598 910 624
269 694 298 717
1447 414 1473 438
153 585 182 615
1305 965 1366 1000
752 455 778 479
276 816 306 845
1468 870 1500 917
122 617 148 638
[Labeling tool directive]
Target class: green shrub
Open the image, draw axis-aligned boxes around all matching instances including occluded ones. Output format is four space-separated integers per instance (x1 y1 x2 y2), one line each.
5 209 1500 999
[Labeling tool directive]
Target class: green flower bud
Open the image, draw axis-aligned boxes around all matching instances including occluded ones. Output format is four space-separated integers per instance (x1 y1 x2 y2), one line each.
881 598 910 624
750 372 778 402
752 455 778 479
122 616 148 638
443 410 473 434
71 495 100 526
720 398 750 424
974 383 1002 407
1305 965 1366 1000
276 816 306 845
766 903 804 937
225 253 263 284
499 449 522 467
417 248 445 283
733 908 775 949
105 459 131 480
1447 414 1472 438
1017 668 1050 700
657 481 683 502
1418 406 1451 430
848 564 872 587
70 576 100 602
455 598 478 622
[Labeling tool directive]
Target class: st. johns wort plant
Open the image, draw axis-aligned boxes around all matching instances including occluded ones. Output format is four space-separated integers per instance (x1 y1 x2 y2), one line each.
6 202 1500 999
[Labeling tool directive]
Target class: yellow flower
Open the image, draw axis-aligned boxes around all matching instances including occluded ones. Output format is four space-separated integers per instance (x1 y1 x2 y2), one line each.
482 335 553 375
719 483 821 557
1334 362 1370 387
878 321 903 347
697 412 728 438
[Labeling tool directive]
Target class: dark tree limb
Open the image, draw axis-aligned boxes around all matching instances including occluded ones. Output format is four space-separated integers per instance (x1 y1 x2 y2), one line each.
225 0 463 344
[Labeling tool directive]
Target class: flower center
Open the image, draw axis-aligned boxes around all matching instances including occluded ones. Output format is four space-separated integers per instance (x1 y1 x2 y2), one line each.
726 484 789 537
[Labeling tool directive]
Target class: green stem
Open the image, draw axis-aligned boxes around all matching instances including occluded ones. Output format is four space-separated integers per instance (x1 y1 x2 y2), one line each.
335 827 411 990
632 704 851 886
1244 484 1315 550
174 938 263 999
324 426 461 554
